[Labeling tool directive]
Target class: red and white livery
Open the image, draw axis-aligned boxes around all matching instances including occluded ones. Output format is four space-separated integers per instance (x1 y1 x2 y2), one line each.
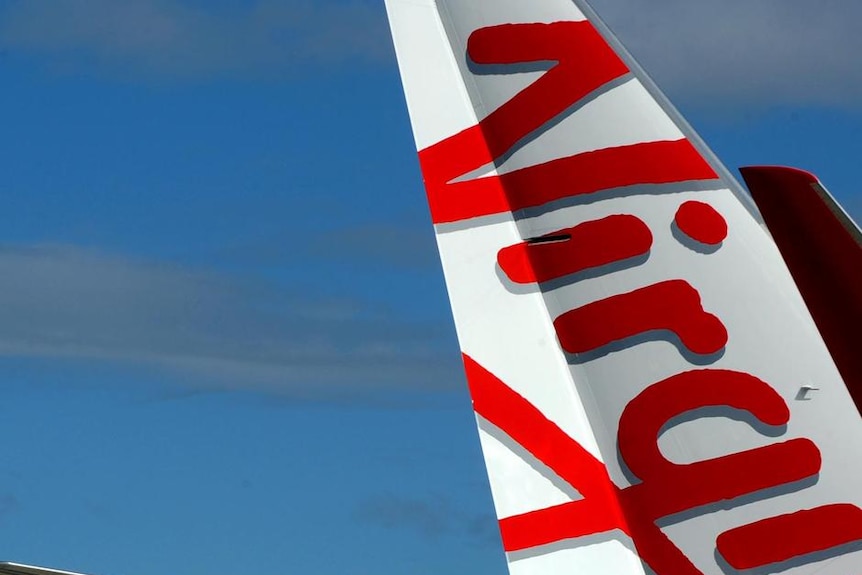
384 1 862 574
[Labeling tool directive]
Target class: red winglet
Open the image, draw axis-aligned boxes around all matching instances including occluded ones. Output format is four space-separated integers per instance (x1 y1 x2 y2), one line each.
741 166 862 414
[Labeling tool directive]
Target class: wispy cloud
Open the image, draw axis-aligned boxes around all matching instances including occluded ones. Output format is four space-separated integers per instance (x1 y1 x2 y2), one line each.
0 0 391 81
308 223 440 272
354 493 499 544
590 0 862 109
0 494 19 519
3 0 859 107
0 244 460 394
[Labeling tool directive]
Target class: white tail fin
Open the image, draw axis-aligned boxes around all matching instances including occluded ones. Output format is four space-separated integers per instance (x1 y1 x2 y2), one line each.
0 563 93 575
384 1 862 574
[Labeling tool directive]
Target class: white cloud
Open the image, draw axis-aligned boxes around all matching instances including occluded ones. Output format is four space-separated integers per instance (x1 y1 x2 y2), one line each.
0 244 460 394
2 0 859 107
0 0 391 81
309 223 440 271
588 0 862 108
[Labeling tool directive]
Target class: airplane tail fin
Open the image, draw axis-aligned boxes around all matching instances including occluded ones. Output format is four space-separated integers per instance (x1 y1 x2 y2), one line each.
385 1 862 574
0 563 93 575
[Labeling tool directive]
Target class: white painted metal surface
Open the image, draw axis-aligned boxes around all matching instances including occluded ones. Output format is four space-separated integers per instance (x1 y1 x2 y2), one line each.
384 1 862 574
0 563 93 575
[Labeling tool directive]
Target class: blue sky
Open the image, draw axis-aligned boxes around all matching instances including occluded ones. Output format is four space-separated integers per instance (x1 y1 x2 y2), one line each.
0 1 859 574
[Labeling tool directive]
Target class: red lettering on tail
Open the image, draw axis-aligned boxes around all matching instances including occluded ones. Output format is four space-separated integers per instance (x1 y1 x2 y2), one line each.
463 354 630 549
497 215 652 284
618 370 824 575
674 201 728 246
717 504 862 570
554 279 728 357
463 356 862 574
417 22 718 224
